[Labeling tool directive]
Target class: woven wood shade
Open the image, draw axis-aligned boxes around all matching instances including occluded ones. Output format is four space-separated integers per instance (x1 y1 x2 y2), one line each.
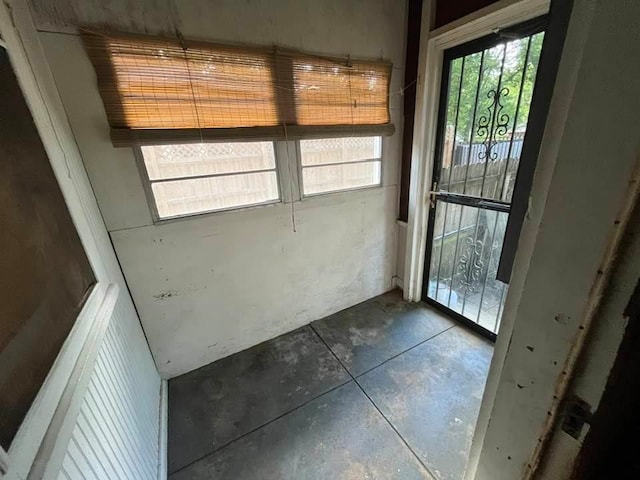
81 31 394 146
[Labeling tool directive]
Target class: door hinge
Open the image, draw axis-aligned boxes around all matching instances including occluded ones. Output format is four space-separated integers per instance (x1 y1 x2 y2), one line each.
561 395 593 439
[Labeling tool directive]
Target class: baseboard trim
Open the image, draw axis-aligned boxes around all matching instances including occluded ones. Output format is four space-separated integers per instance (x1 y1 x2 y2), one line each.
393 275 404 291
158 380 168 480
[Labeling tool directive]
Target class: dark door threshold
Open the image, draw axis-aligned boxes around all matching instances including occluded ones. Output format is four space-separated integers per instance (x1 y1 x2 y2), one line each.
422 298 497 343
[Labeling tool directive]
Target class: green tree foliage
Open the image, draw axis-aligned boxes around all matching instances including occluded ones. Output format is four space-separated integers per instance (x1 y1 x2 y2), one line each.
445 32 544 145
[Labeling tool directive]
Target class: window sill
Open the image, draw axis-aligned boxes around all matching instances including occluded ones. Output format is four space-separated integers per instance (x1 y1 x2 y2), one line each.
300 183 384 201
151 198 283 225
146 184 392 227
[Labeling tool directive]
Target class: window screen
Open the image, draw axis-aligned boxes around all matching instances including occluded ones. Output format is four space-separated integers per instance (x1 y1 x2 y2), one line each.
140 141 279 219
0 47 95 450
299 136 382 195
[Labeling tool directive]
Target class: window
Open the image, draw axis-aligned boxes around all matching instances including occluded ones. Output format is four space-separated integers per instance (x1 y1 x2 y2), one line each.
299 136 382 195
139 141 279 219
81 31 395 218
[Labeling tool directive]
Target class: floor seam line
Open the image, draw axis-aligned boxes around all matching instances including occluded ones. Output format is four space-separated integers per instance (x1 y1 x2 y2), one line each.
355 325 458 379
354 379 437 480
309 324 438 480
168 377 354 476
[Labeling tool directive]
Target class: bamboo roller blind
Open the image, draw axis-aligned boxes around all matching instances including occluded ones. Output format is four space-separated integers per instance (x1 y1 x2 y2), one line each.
81 31 394 146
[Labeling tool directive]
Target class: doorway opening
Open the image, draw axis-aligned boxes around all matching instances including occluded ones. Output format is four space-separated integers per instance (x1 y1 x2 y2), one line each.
424 18 547 340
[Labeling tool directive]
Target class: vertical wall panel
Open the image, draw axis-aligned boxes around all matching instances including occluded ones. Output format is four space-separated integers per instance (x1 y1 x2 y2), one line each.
58 301 161 480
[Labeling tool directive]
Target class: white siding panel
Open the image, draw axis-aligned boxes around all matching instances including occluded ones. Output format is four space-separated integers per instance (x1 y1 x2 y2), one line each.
58 302 162 480
61 442 85 479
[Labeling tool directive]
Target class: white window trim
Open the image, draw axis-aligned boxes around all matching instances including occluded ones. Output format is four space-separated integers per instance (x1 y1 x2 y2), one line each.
275 140 302 203
133 142 285 223
134 136 386 222
295 137 384 199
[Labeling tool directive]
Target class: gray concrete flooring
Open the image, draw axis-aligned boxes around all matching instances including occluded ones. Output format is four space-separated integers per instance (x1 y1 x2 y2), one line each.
168 290 493 480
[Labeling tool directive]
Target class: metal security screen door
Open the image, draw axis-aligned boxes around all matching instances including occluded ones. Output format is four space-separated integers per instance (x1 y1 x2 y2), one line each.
424 19 546 338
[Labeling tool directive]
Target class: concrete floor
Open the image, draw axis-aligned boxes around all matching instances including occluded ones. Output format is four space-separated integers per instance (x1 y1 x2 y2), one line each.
168 290 493 480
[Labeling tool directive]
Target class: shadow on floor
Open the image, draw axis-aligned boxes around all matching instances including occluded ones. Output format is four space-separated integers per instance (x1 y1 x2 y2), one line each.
168 290 494 480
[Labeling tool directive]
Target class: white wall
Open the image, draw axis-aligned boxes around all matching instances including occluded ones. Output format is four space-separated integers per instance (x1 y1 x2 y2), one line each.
30 0 407 377
1 1 163 478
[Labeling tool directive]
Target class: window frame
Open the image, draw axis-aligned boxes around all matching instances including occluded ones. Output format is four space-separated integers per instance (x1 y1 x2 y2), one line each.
133 141 285 222
296 136 384 198
134 136 386 222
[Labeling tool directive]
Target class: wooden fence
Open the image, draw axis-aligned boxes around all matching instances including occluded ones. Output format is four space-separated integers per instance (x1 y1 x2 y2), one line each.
430 158 516 290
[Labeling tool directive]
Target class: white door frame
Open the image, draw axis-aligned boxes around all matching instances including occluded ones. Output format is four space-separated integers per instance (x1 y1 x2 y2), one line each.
403 0 550 303
402 1 550 479
0 1 146 477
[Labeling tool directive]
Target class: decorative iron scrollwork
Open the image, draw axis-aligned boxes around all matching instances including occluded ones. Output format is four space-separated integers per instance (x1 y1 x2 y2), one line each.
477 87 510 161
457 236 485 293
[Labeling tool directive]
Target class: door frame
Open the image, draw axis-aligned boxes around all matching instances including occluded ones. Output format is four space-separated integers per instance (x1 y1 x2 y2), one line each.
403 0 550 304
421 15 548 342
0 1 163 478
402 0 550 478
404 0 638 478
0 5 119 477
